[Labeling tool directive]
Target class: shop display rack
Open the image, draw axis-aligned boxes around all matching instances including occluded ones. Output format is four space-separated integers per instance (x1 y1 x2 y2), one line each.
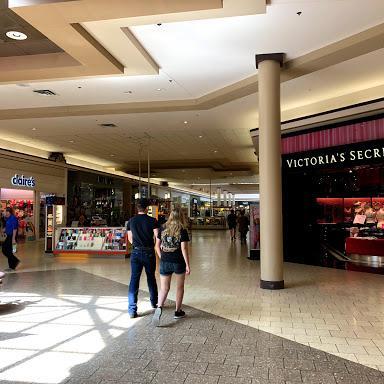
54 227 128 256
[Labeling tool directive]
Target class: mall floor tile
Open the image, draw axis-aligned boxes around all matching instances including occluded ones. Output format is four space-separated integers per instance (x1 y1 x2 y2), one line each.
2 229 384 373
0 269 382 383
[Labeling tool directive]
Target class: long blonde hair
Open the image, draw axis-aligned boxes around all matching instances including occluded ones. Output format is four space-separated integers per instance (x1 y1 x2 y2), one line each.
163 208 186 238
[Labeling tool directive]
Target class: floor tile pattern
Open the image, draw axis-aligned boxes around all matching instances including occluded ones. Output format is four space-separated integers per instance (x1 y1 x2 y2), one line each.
3 230 384 370
0 269 382 384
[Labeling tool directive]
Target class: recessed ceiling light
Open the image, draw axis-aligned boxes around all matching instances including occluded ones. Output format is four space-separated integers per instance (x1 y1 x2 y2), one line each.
6 31 27 40
198 135 203 139
32 128 36 131
213 150 218 153
110 154 115 157
69 140 74 143
156 88 163 91
184 121 188 124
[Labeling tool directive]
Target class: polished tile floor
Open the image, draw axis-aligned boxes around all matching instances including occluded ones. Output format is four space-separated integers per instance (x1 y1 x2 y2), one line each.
0 269 383 384
1 230 384 377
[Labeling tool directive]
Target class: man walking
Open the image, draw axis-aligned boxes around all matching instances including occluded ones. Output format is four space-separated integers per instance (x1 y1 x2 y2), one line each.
227 209 237 241
127 198 159 318
2 207 20 271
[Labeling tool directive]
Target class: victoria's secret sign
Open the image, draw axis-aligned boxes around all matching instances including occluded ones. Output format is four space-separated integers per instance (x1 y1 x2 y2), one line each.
283 140 384 170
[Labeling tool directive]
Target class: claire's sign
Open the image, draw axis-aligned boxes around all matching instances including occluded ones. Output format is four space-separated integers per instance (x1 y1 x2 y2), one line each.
283 140 384 171
11 174 36 188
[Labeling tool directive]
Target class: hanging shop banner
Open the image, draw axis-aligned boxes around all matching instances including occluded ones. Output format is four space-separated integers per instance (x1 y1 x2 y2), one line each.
283 139 384 171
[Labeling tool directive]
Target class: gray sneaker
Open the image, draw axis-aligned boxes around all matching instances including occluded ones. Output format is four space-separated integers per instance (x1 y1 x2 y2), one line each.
152 306 162 327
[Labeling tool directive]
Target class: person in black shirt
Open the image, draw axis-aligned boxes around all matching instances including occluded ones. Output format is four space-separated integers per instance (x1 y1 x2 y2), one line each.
152 208 190 326
227 209 237 241
127 198 159 318
238 210 250 244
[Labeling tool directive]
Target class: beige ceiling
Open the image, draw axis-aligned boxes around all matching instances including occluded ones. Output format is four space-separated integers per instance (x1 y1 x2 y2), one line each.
1 0 266 82
0 0 383 194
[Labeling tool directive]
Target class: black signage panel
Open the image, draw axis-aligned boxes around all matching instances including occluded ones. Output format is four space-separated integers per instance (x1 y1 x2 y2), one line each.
283 139 384 172
46 196 66 206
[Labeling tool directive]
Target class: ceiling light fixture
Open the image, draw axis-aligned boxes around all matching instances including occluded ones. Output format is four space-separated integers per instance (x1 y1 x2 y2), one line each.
184 121 188 124
156 88 163 91
110 154 115 157
198 135 203 139
32 128 36 131
69 140 74 143
6 31 27 40
213 150 218 153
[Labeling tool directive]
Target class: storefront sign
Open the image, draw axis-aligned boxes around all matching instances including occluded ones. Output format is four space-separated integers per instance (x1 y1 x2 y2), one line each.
283 140 384 170
11 174 36 188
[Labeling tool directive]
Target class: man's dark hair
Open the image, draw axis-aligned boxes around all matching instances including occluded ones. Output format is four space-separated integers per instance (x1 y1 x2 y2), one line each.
240 210 245 216
136 198 149 212
230 209 235 214
5 207 14 215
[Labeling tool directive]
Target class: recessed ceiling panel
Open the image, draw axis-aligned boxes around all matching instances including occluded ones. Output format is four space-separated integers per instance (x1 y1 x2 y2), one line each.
0 8 62 57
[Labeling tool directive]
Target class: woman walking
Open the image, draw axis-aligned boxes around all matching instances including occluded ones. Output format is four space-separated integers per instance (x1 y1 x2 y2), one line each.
153 208 190 326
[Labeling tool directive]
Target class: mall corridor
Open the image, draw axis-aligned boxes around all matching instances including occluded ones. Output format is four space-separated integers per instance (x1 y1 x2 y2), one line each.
1 0 384 383
0 230 383 383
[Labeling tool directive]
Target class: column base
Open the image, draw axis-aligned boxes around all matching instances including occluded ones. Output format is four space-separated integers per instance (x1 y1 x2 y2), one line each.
260 280 284 290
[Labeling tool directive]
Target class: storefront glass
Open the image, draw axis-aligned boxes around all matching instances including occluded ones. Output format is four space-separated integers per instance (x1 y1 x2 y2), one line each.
0 188 36 242
67 171 125 226
283 116 384 274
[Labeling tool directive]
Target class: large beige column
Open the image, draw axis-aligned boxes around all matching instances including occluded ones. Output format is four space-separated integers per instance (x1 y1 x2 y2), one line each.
256 53 284 290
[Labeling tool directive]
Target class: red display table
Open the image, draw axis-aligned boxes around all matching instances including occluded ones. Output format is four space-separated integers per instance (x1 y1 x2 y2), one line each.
346 237 384 256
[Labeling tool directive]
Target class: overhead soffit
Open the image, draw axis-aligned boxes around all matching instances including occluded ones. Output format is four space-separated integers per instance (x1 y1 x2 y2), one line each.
0 0 266 82
123 161 257 177
0 21 383 120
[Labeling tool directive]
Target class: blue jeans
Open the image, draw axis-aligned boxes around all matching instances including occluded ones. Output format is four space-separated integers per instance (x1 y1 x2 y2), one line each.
128 249 158 314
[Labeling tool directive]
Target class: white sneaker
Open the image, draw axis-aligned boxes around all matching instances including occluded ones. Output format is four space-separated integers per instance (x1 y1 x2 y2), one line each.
152 307 162 327
0 271 5 279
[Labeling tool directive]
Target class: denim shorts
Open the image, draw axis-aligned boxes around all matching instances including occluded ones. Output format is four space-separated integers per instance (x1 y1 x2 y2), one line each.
160 261 186 276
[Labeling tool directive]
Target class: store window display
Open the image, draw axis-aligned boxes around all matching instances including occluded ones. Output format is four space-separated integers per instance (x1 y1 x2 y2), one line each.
376 204 384 229
0 189 35 242
281 115 384 274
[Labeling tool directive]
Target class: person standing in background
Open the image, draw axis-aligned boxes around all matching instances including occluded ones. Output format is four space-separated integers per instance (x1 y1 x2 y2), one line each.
238 210 250 244
227 209 237 241
2 207 20 271
127 198 159 318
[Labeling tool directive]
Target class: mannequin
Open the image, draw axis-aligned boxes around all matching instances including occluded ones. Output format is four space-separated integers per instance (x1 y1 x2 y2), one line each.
377 205 384 229
344 206 353 222
353 202 364 215
364 205 377 225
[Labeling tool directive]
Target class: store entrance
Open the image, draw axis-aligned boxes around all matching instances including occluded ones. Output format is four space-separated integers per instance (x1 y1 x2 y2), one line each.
0 188 36 242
